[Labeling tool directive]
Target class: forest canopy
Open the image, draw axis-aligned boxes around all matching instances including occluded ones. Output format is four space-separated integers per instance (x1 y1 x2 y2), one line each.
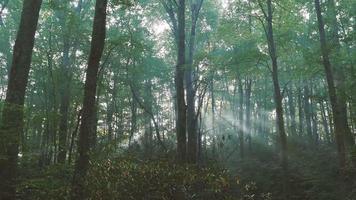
0 0 355 199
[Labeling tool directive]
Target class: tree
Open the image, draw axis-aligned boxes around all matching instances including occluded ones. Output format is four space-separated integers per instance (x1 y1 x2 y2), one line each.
314 0 346 170
71 0 108 199
0 0 42 198
57 0 83 164
186 0 204 164
257 0 288 172
175 0 187 163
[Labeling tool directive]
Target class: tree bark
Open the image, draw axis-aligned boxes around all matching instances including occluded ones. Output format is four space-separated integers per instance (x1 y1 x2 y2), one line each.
264 0 288 173
297 86 305 136
245 79 252 151
238 78 244 158
314 0 346 169
0 0 42 198
327 0 354 148
287 88 297 137
303 84 313 142
58 0 83 164
187 0 203 164
320 100 331 143
71 0 107 199
176 0 187 163
58 10 71 164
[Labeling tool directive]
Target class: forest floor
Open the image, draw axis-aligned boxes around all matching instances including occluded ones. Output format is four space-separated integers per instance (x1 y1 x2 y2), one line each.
15 140 356 200
225 139 356 200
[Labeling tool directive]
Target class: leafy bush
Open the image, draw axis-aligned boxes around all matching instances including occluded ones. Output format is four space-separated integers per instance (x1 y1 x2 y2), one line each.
17 164 72 199
85 156 235 200
16 155 270 200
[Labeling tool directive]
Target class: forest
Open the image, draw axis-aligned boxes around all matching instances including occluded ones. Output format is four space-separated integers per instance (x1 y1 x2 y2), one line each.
0 0 355 199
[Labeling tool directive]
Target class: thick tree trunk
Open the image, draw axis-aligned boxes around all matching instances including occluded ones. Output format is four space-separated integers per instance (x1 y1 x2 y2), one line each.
176 0 187 163
314 0 346 169
187 0 203 164
71 0 107 199
0 0 42 198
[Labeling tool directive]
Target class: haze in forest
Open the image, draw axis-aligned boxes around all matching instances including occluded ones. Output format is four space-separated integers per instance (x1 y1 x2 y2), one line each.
0 0 355 199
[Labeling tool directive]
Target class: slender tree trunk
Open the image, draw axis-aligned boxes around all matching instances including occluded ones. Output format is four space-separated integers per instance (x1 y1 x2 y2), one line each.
297 86 304 136
320 100 331 143
0 0 42 198
58 24 71 164
314 0 346 169
106 76 117 142
326 100 335 143
210 78 216 157
327 0 354 148
68 109 81 165
287 88 297 137
310 86 319 143
304 84 313 142
238 78 244 158
143 80 153 154
57 0 82 164
129 93 137 147
245 79 252 151
264 0 288 174
71 0 107 199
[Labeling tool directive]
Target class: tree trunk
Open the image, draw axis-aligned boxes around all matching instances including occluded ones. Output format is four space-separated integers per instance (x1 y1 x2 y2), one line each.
304 84 313 142
245 79 252 151
143 80 153 154
297 86 305 136
265 0 288 174
238 78 244 158
71 0 107 199
57 0 83 164
129 92 137 147
106 75 117 142
58 22 71 164
186 0 203 164
287 88 297 137
314 0 346 170
327 0 354 148
310 86 319 143
320 100 331 143
176 0 187 163
0 0 42 198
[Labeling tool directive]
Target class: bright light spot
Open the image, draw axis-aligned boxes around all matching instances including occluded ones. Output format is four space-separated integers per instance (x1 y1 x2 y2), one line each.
151 21 170 36
300 8 310 21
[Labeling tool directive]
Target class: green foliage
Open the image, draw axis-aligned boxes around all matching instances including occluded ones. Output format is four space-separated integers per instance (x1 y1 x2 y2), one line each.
86 156 236 200
15 156 272 200
17 165 73 200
